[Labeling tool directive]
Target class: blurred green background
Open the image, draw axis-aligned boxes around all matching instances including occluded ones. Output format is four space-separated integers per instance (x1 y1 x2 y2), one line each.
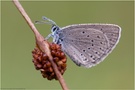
1 1 134 90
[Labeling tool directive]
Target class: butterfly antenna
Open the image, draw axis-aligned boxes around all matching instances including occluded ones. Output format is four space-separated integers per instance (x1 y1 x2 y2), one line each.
42 16 57 25
35 16 57 26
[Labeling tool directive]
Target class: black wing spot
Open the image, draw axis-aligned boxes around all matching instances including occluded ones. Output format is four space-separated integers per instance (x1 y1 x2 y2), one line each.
88 48 90 50
82 31 85 34
87 35 89 37
90 55 93 58
83 50 86 52
81 54 83 56
84 58 87 61
100 42 103 44
111 34 115 36
92 44 94 46
97 36 100 38
91 40 94 42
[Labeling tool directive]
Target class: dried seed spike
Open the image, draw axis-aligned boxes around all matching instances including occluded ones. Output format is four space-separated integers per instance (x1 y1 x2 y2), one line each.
40 69 45 72
42 73 47 78
36 64 42 68
56 51 61 57
53 57 59 62
43 64 47 69
51 50 56 56
48 67 53 72
61 58 67 63
50 43 56 50
56 44 61 49
57 61 63 66
60 52 66 58
61 63 67 69
46 61 51 67
32 42 67 80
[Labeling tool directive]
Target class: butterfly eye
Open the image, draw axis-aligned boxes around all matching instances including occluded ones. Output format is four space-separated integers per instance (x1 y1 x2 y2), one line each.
52 27 57 32
51 26 59 32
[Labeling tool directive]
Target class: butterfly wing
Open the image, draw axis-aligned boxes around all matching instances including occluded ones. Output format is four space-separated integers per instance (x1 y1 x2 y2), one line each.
57 24 121 68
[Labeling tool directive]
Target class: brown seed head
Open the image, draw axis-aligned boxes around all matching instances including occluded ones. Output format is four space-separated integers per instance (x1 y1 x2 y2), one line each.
32 42 67 80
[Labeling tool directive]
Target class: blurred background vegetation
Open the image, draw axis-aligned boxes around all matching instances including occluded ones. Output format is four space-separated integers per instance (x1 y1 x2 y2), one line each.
1 1 134 90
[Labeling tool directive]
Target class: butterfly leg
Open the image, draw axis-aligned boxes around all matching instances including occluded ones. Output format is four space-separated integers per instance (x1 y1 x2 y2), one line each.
53 34 60 44
45 33 52 40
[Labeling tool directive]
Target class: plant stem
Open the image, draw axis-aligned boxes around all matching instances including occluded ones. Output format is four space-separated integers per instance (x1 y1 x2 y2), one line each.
12 0 69 90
